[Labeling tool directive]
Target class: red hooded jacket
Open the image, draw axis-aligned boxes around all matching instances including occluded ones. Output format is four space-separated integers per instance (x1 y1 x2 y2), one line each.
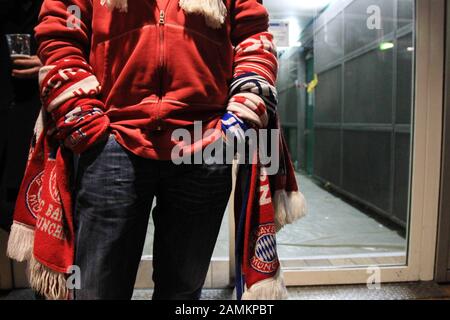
35 0 275 159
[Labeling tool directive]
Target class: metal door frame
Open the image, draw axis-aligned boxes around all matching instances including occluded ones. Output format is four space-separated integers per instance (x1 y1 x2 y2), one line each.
435 0 450 283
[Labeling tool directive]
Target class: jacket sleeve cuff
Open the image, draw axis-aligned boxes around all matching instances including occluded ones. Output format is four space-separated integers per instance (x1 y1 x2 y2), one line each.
64 114 110 155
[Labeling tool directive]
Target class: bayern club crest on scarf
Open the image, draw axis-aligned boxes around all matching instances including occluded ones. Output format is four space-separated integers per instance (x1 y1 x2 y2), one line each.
251 223 279 274
26 172 45 220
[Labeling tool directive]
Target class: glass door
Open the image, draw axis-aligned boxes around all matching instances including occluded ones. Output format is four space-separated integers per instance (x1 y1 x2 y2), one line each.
247 0 444 286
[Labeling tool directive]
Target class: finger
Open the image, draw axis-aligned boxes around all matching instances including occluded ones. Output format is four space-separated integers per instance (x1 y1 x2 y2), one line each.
12 67 41 79
227 102 262 128
230 93 268 127
12 58 42 68
237 92 265 103
237 93 265 112
231 95 259 112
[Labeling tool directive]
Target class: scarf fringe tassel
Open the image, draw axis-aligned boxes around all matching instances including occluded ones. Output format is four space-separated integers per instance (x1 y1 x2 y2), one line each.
7 223 68 300
29 256 68 300
6 222 34 262
179 0 227 29
274 190 307 231
100 0 128 12
242 269 288 300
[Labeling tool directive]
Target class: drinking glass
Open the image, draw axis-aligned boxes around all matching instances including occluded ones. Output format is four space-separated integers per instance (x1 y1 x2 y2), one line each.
6 34 31 59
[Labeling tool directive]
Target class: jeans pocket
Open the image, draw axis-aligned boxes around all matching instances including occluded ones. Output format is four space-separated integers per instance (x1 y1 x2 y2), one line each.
79 134 111 160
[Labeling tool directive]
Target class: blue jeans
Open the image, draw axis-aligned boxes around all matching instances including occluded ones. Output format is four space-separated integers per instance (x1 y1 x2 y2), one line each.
73 135 232 300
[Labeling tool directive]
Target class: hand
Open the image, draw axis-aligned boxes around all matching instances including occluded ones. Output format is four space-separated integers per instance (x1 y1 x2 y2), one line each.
64 129 110 154
60 113 111 155
11 55 43 79
226 93 268 129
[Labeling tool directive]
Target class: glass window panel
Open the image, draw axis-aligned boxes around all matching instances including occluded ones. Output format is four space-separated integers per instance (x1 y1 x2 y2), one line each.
140 0 416 270
313 128 342 186
398 0 414 29
344 49 393 124
393 132 411 227
315 13 343 69
344 0 395 54
272 0 414 267
342 130 392 213
315 66 342 123
396 33 414 124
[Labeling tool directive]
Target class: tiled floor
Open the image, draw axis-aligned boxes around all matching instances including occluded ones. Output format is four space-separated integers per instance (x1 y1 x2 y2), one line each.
276 173 406 261
134 282 450 300
2 282 450 300
143 173 406 267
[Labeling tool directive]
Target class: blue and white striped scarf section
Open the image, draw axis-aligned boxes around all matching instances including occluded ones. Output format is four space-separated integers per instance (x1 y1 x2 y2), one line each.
229 72 278 114
222 71 278 143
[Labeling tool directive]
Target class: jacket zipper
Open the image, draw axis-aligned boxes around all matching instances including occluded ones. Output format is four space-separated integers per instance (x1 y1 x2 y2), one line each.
155 1 171 131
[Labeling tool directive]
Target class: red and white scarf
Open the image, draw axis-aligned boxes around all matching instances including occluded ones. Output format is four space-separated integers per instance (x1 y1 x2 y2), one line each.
224 32 306 300
7 58 110 299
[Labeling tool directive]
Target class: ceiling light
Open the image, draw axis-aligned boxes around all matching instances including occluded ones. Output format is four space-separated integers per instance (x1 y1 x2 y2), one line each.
379 42 394 51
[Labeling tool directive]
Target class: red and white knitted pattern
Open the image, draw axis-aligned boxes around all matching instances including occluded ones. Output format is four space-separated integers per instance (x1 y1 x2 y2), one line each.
39 59 110 154
227 93 268 129
233 32 278 86
224 31 306 300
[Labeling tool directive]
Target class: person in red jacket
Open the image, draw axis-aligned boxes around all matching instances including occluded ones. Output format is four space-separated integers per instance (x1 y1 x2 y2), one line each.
34 0 278 299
